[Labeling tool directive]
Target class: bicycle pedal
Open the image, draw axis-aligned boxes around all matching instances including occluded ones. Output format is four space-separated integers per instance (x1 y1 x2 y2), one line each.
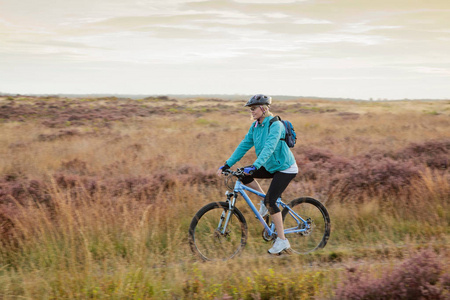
267 248 292 256
283 248 293 255
267 250 282 256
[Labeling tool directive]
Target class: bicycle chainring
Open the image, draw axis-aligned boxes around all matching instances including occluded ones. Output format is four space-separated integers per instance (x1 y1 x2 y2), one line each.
262 228 276 241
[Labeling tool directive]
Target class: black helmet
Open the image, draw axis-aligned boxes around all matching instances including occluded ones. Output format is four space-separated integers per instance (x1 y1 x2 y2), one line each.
244 94 272 107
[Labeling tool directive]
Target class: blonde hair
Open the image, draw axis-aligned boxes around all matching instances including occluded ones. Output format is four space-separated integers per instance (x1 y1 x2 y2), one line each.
250 105 273 120
261 105 273 117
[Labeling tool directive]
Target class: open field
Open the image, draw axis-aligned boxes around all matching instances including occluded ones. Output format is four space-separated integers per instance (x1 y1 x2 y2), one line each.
0 95 449 299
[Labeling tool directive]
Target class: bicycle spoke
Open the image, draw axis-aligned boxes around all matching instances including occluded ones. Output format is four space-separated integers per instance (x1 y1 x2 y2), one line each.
189 202 247 261
282 197 331 254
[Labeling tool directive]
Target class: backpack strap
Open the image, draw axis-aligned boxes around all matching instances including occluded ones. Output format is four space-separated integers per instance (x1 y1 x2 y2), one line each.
268 116 285 141
269 115 281 127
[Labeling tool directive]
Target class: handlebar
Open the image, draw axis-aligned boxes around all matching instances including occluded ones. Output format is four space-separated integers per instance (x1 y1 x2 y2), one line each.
222 168 246 178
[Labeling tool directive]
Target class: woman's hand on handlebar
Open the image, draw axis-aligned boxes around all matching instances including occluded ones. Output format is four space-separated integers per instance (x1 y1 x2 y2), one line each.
243 165 256 175
216 163 230 176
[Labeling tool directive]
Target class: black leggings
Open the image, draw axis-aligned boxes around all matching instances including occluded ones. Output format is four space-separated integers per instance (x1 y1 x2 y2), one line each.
242 167 297 214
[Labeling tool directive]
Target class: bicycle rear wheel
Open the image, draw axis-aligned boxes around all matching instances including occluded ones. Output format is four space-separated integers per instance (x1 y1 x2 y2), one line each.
189 202 248 261
282 197 331 254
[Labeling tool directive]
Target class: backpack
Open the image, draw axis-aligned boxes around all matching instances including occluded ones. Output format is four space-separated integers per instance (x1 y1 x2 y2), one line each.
269 116 297 148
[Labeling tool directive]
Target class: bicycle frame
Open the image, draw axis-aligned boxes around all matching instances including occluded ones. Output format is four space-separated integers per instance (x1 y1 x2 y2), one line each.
219 178 311 238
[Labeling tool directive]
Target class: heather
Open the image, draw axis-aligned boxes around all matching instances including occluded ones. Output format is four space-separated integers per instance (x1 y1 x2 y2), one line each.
335 249 449 299
0 95 449 299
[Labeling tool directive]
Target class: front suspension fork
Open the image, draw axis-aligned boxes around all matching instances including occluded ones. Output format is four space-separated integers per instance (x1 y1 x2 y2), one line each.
218 192 237 234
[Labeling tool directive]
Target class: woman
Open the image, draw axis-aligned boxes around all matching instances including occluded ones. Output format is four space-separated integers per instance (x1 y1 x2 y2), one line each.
217 94 298 254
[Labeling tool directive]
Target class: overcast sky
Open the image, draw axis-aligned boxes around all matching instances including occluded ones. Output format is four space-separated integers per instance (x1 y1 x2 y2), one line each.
1 0 449 99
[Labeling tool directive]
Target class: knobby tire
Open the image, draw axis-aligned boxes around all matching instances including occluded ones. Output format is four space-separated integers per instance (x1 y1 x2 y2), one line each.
282 197 331 254
189 202 248 261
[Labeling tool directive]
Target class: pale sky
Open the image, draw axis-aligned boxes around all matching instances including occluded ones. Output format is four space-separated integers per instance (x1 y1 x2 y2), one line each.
1 0 449 99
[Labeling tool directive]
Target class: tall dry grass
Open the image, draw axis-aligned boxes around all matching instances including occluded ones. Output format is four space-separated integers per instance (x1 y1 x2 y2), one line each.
0 96 449 298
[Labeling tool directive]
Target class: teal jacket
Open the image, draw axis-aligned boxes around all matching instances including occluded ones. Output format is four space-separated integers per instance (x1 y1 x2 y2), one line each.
226 116 296 173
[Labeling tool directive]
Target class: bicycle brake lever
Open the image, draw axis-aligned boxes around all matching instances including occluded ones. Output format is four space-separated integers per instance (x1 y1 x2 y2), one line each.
235 168 244 175
222 170 231 176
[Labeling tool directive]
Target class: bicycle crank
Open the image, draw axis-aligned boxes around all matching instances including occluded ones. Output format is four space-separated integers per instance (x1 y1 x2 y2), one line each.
261 228 276 242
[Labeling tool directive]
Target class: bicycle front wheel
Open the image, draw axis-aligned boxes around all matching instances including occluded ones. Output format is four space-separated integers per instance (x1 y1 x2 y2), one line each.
282 197 331 254
189 202 248 261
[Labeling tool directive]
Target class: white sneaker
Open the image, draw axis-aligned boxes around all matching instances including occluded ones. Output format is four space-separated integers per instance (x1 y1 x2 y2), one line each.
259 200 268 217
268 237 291 254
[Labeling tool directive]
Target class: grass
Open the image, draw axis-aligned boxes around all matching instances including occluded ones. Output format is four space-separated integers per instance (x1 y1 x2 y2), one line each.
0 96 449 299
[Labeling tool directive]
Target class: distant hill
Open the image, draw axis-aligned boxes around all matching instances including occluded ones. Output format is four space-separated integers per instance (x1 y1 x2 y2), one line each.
0 92 365 101
0 92 447 101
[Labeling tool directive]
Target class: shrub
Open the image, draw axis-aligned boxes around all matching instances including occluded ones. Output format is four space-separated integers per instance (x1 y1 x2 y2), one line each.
0 176 47 205
395 139 450 170
294 141 448 201
60 158 88 175
38 129 80 141
296 147 353 181
338 158 421 200
335 249 450 299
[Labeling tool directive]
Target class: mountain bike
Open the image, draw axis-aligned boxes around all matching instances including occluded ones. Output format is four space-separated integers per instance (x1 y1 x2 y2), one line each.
188 168 331 261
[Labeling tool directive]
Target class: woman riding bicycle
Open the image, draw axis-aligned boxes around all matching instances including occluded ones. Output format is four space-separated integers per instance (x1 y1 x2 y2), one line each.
217 94 298 255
